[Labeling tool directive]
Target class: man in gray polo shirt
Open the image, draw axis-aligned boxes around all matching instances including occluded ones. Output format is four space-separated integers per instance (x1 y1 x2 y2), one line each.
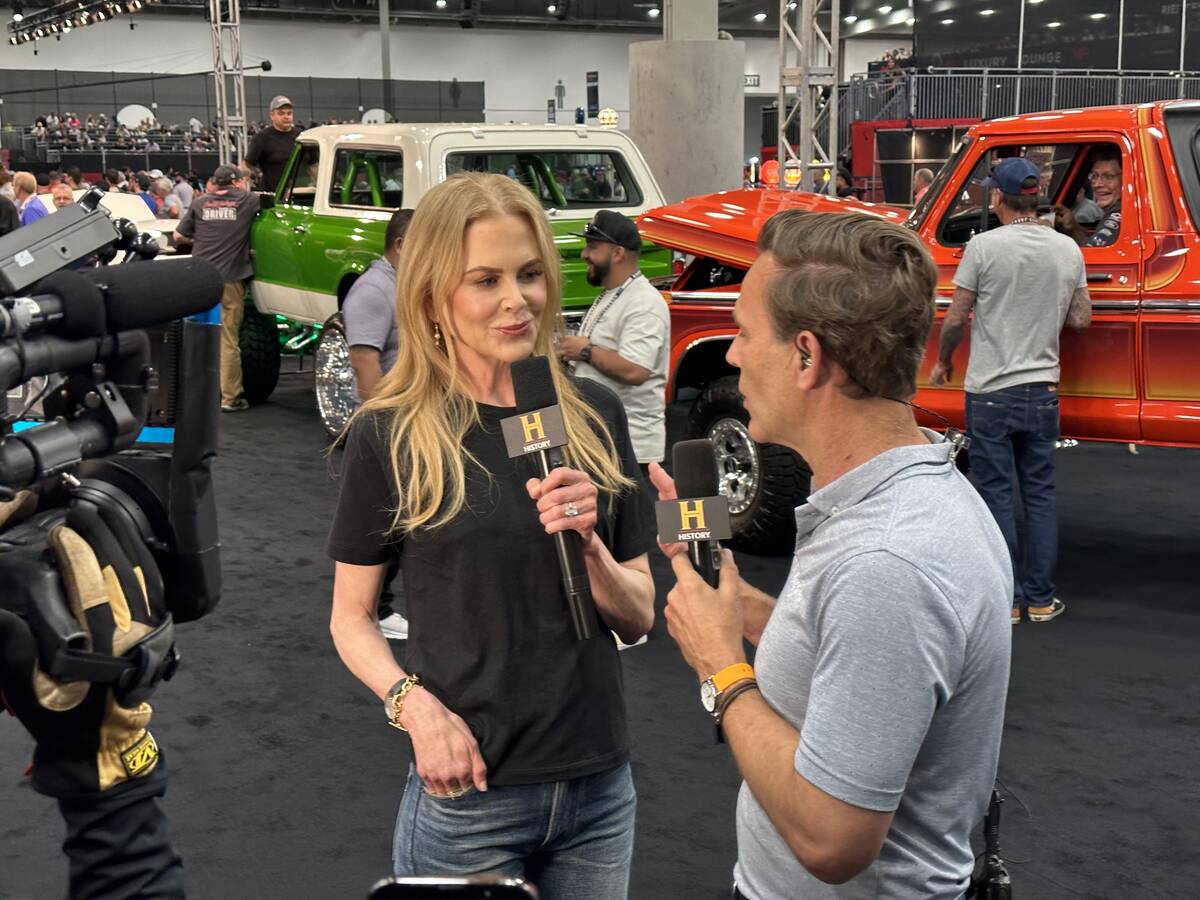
343 208 413 403
651 210 1011 899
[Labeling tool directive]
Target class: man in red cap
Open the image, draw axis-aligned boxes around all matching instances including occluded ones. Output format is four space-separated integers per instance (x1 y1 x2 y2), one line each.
245 95 301 193
931 155 1092 626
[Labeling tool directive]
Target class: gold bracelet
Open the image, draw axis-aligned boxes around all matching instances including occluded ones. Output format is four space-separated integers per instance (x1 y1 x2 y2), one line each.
386 674 422 732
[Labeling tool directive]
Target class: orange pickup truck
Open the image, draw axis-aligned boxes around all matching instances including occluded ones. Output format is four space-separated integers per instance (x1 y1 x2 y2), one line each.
640 100 1200 553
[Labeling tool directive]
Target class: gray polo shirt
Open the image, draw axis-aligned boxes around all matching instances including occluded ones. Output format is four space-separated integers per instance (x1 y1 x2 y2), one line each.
734 431 1012 900
953 225 1085 395
342 257 399 402
572 272 670 463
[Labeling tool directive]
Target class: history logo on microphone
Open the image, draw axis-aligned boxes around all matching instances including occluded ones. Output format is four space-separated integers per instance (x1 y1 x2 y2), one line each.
501 405 569 457
656 496 732 545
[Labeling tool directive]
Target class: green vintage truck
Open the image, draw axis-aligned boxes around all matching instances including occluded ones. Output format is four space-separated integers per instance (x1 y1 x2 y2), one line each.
244 123 671 435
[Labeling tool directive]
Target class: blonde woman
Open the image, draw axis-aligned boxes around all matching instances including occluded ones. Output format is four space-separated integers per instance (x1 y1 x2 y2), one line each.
327 172 655 899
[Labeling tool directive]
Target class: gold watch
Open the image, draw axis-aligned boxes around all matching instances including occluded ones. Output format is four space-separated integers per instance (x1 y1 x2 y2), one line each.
384 673 422 731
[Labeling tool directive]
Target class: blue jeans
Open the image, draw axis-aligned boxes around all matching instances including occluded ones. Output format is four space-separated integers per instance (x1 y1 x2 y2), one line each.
393 762 636 900
966 384 1060 608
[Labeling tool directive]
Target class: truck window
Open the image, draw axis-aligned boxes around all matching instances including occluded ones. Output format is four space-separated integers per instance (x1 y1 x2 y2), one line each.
1164 104 1200 228
278 144 320 208
937 143 1116 247
445 150 643 209
329 149 404 210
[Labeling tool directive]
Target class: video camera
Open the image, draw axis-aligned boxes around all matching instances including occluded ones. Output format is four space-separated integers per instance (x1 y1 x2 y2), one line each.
1 187 225 699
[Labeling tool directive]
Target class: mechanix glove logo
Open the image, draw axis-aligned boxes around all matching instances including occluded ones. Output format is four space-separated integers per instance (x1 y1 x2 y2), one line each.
120 731 160 779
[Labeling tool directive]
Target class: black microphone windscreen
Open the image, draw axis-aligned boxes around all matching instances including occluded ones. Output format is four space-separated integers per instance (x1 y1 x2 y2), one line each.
512 355 559 413
35 270 106 339
673 439 719 498
85 258 225 332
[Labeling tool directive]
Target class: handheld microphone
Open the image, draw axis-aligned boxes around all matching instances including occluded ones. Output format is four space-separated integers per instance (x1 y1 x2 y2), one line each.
510 355 599 641
672 439 724 588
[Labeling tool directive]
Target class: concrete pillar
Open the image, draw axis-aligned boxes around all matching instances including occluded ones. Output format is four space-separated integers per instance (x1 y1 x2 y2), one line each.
629 39 745 204
665 0 718 42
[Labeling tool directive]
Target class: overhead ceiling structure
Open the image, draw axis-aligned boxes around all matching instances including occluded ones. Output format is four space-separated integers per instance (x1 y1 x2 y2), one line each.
7 0 161 45
5 0 914 37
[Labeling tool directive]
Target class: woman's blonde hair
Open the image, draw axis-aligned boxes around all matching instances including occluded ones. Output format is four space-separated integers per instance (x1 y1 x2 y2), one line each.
357 171 633 534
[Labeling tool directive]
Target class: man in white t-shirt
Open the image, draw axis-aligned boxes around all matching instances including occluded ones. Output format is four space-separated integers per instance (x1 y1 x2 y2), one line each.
559 210 671 469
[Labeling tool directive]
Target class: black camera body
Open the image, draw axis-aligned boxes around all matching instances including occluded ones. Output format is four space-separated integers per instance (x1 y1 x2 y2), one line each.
1 191 224 693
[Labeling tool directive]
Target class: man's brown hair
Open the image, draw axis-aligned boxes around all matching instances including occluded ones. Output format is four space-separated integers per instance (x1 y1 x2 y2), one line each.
756 209 937 400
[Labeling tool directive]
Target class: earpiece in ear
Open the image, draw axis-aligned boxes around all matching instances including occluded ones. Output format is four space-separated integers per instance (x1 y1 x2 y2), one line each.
800 351 813 370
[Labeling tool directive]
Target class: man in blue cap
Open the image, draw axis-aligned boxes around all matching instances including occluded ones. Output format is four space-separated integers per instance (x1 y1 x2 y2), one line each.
931 156 1093 626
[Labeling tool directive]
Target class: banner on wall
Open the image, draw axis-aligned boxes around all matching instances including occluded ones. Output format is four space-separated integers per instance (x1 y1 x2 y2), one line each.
586 71 599 119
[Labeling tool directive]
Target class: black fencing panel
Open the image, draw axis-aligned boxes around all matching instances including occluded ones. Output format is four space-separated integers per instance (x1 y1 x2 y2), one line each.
310 78 361 123
147 72 213 127
3 70 485 134
0 71 61 126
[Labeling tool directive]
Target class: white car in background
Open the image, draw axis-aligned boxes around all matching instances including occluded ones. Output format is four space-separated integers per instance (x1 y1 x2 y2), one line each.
37 190 179 255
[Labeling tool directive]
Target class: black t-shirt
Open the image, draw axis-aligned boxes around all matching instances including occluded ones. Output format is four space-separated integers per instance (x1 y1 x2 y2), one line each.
245 126 301 193
0 195 18 237
1084 201 1122 248
326 378 655 786
174 187 261 282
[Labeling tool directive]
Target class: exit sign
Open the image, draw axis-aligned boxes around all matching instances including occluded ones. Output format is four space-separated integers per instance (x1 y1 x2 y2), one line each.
744 73 760 88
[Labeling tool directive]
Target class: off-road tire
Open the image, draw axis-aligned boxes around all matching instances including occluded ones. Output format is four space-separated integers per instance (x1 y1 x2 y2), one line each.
239 306 281 405
686 375 811 555
314 312 358 441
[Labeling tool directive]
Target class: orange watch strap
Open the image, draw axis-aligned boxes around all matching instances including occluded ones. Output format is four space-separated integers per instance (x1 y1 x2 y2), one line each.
710 662 755 694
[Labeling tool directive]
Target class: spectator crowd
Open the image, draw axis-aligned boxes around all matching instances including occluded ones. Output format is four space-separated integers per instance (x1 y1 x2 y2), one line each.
25 109 360 154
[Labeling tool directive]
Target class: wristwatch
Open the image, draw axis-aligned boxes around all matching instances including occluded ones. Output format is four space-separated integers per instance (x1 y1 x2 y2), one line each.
700 663 755 718
384 673 422 731
578 343 593 364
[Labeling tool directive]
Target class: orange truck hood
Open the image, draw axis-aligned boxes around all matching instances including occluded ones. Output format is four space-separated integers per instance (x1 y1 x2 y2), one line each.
638 189 909 269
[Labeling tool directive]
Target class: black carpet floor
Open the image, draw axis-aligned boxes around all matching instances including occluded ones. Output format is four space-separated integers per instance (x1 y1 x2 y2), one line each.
3 364 1199 900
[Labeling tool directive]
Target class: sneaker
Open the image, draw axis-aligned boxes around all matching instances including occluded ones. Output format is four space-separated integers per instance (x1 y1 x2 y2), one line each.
1011 607 1021 626
1027 598 1066 623
378 612 409 641
615 633 648 651
221 398 250 412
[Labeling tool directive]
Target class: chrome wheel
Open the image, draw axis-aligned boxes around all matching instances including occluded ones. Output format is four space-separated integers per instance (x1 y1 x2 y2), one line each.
314 317 357 440
707 417 760 516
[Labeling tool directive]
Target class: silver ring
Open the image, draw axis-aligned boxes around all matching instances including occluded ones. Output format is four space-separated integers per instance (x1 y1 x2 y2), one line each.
564 502 580 518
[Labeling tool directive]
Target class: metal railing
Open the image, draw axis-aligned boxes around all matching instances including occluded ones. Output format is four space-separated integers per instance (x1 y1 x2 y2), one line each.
843 68 1200 137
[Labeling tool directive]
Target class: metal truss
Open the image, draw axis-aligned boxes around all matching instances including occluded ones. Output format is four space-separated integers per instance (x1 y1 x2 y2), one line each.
777 0 839 191
210 0 248 166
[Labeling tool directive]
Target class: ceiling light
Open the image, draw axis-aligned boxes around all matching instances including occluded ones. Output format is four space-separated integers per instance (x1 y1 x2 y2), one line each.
435 0 446 7
844 14 858 23
1047 21 1061 28
546 2 556 10
1090 12 1107 19
787 1 796 8
647 7 660 17
754 11 767 21
980 8 995 15
11 0 22 21
940 18 954 25
879 5 892 13
1028 0 1044 3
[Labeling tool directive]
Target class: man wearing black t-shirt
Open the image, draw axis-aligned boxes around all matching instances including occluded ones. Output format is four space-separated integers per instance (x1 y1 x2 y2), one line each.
245 96 301 193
